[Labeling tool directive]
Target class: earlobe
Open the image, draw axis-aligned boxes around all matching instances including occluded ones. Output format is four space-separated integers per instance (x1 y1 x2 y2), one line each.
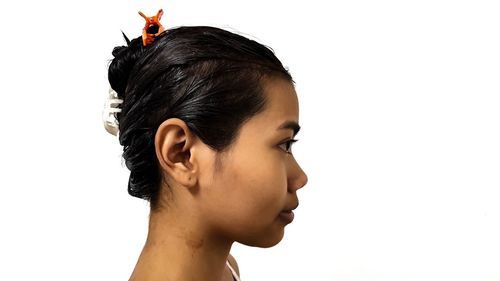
154 118 198 188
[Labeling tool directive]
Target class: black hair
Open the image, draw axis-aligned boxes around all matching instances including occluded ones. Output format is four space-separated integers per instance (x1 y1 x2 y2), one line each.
108 26 293 210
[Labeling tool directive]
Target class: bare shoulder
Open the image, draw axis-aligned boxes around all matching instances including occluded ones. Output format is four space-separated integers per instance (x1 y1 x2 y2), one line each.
227 253 240 276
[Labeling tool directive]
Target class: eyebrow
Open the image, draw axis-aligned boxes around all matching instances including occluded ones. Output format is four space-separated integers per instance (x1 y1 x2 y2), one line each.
277 120 301 136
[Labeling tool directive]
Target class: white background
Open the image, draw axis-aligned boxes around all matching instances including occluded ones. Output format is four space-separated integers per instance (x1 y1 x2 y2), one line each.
1 0 499 280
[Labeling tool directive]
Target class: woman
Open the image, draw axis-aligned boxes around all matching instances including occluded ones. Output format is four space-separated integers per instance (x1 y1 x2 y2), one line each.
105 10 308 281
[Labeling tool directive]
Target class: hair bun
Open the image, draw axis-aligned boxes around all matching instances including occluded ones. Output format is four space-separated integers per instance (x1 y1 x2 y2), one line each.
112 45 128 58
108 32 144 97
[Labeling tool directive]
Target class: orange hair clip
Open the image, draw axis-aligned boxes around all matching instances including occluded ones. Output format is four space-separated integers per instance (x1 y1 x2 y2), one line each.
138 9 165 46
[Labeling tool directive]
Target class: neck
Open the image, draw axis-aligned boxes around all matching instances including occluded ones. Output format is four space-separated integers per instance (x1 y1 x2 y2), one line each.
129 205 234 281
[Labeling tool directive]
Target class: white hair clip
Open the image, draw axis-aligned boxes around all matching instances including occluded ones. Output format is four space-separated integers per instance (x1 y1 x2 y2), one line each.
102 87 123 136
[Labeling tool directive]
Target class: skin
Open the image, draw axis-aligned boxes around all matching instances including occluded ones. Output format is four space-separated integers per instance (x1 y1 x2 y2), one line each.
129 76 308 281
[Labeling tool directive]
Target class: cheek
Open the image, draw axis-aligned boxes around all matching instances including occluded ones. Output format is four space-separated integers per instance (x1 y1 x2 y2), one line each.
230 150 287 216
200 145 288 228
226 153 289 245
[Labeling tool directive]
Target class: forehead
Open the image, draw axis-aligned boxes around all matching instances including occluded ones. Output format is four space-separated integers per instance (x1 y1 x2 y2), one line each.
231 76 300 147
260 77 299 121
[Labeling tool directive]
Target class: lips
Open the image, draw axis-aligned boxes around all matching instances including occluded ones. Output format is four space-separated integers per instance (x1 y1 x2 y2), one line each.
279 210 295 223
279 202 298 223
282 202 299 212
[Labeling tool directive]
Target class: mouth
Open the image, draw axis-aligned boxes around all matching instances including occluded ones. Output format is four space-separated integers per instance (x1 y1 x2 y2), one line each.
279 201 298 223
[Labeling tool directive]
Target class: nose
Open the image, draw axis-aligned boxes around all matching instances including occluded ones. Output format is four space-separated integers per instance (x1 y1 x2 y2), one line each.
288 160 308 193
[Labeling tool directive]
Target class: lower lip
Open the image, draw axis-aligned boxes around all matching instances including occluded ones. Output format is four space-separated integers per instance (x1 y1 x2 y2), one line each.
279 210 294 223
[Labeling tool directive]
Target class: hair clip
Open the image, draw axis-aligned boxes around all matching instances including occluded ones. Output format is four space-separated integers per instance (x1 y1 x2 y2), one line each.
103 88 123 136
138 9 165 46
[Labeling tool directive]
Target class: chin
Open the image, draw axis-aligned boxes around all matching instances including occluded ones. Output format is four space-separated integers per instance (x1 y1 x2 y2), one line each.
238 227 285 248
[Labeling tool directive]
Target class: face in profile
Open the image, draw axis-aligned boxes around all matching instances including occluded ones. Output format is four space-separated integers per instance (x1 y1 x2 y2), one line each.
197 76 309 248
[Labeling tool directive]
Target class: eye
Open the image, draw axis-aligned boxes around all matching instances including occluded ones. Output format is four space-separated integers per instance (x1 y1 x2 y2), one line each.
278 139 298 154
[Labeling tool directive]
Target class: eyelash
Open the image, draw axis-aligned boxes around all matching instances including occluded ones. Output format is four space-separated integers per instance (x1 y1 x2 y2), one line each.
279 139 298 154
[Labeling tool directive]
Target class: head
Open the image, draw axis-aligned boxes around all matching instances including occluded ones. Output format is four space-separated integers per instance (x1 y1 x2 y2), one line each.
108 26 308 247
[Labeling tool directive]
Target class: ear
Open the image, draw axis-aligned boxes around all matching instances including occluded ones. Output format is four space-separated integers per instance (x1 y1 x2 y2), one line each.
154 118 198 188
157 9 163 20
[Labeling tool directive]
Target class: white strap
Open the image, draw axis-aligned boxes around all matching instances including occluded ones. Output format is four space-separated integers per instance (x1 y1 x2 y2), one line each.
226 260 241 281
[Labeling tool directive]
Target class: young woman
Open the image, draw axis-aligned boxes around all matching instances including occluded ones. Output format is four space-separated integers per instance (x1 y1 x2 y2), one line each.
105 11 308 281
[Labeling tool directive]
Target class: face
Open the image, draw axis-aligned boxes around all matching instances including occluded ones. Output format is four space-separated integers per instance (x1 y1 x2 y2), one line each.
197 77 308 248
